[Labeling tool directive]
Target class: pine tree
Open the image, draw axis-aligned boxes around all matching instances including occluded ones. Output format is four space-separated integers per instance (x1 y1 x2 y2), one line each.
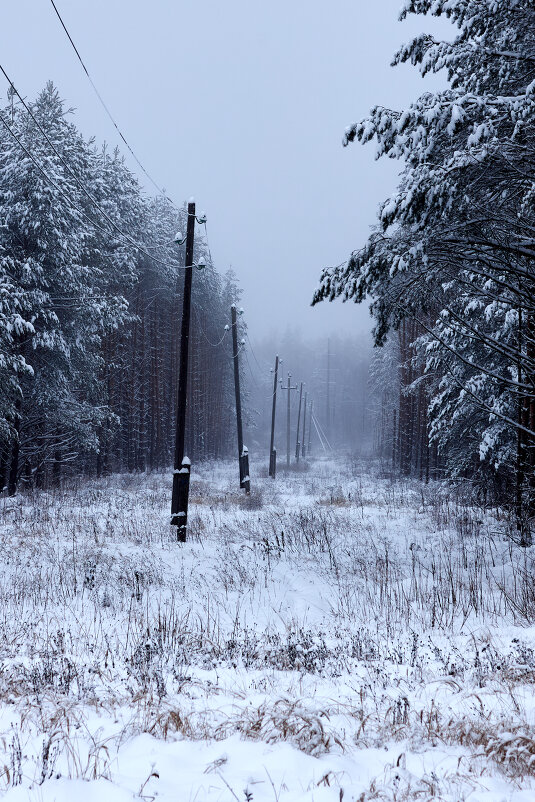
314 0 535 515
0 85 135 489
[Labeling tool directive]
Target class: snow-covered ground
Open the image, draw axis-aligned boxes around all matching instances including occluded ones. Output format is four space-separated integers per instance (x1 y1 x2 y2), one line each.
0 457 535 801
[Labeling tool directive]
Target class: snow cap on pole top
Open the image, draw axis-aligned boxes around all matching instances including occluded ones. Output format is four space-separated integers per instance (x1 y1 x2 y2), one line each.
188 196 195 204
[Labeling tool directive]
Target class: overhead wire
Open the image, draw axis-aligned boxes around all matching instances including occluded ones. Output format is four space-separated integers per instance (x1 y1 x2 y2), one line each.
47 0 226 305
0 63 180 265
2 25 233 354
245 332 265 373
192 304 229 348
311 413 328 453
0 72 201 272
313 413 332 451
0 109 121 245
244 349 261 390
49 0 178 209
202 220 215 268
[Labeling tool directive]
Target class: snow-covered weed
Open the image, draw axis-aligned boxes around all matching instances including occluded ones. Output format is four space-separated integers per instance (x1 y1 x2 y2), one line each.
0 458 534 799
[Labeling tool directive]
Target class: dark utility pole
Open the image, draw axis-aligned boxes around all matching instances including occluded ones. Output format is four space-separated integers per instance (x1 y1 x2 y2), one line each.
231 304 250 493
269 355 279 477
295 382 303 462
301 391 308 458
171 200 196 541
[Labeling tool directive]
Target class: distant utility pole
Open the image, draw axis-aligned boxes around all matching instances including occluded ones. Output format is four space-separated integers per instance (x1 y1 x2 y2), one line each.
280 373 298 468
301 391 308 458
231 304 250 494
326 338 331 441
269 355 280 477
295 382 303 462
308 400 313 455
171 199 205 542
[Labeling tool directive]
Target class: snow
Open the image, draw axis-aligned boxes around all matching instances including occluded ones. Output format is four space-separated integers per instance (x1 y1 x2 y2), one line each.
0 457 534 800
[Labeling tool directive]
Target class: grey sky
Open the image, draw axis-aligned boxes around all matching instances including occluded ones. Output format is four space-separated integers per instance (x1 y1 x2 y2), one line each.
2 0 450 344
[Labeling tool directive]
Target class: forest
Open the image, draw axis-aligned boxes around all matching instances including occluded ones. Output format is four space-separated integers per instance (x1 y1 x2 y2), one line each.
314 0 535 541
0 83 241 492
1 1 535 801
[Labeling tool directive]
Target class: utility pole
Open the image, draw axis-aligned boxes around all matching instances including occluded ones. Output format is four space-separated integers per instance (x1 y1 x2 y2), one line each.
231 304 250 493
326 338 331 441
295 382 303 462
171 199 198 542
301 391 307 458
308 400 313 455
269 355 280 477
280 373 298 468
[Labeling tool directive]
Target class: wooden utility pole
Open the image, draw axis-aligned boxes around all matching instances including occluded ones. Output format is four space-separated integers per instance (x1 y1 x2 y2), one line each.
269 355 279 477
171 200 196 541
295 382 303 462
286 374 292 468
231 304 250 493
280 373 298 467
301 391 307 458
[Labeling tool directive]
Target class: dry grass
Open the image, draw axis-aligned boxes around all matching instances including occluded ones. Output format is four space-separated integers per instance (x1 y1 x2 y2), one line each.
0 458 534 797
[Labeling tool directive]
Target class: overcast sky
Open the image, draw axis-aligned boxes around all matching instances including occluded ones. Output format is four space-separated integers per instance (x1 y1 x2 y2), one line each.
2 0 450 345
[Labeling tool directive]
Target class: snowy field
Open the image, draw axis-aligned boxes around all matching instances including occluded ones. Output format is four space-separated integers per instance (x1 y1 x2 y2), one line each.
0 457 535 801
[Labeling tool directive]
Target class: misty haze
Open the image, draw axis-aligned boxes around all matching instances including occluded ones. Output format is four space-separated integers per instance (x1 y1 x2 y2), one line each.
0 1 534 800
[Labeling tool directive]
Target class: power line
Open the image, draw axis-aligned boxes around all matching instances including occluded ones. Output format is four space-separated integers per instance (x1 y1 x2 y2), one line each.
311 413 328 453
0 63 178 264
312 412 332 451
245 332 265 373
49 0 178 208
202 220 215 270
192 304 228 348
244 348 261 391
0 109 115 243
0 88 194 272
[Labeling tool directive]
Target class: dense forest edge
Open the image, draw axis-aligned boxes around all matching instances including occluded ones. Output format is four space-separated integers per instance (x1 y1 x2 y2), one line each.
0 83 244 494
314 1 535 542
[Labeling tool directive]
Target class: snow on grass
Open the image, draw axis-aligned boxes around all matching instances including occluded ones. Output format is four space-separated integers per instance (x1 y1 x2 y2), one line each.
0 456 535 800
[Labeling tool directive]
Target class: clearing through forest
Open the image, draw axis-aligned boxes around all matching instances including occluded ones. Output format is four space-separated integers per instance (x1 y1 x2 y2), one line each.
0 458 534 801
